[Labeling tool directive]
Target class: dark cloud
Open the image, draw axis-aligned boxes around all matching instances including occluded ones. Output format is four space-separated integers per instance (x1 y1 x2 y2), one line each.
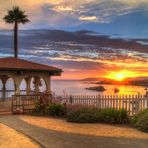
0 29 147 78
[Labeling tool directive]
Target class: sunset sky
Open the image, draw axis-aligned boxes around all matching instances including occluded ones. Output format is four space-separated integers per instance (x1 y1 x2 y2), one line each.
0 0 148 80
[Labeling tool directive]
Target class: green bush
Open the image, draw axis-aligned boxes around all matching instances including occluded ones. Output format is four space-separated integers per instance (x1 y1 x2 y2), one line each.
131 109 148 125
100 108 129 124
33 101 47 114
77 113 98 123
45 104 66 116
135 113 148 132
67 107 129 124
67 108 99 123
130 109 148 132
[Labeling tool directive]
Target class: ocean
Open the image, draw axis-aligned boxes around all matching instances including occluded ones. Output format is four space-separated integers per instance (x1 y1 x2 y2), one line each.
51 80 146 96
1 79 146 96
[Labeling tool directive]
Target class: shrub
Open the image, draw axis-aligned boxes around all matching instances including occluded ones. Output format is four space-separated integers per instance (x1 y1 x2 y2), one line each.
131 109 148 125
100 108 129 124
130 109 148 132
67 107 99 123
45 104 66 116
67 107 129 124
66 104 85 114
76 113 98 123
135 113 148 132
33 101 47 115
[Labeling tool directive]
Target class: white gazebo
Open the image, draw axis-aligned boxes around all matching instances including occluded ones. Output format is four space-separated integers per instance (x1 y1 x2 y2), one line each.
0 57 62 109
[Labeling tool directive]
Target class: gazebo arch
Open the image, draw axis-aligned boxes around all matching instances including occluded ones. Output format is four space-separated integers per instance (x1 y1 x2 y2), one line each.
39 78 46 92
6 77 15 99
6 78 15 90
0 57 62 104
19 78 27 94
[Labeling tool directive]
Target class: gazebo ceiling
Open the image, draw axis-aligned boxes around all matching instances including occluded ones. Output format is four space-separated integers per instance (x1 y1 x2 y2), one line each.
0 57 62 76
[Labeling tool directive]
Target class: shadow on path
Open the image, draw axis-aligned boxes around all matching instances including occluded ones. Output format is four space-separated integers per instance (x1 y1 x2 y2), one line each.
0 115 148 148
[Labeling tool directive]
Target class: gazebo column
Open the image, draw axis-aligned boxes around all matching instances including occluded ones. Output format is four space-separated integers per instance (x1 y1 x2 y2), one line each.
44 76 52 103
1 76 9 100
25 77 31 95
2 81 6 100
44 76 51 93
34 76 40 94
14 77 22 95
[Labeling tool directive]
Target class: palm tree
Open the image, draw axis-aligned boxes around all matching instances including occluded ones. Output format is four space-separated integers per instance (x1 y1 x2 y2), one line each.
3 6 29 58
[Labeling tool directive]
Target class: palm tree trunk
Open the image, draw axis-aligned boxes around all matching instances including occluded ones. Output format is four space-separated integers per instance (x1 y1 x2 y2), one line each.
14 21 18 58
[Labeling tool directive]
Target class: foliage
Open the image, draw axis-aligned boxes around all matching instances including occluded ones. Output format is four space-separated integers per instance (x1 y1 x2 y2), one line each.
45 104 66 117
67 107 129 124
130 109 148 132
67 107 99 123
100 108 129 124
3 6 29 24
33 101 47 115
135 113 148 132
33 93 50 113
66 104 90 115
76 113 98 123
130 109 148 125
3 6 29 58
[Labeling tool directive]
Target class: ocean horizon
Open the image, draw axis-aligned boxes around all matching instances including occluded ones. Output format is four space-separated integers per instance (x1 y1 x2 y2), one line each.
51 80 146 96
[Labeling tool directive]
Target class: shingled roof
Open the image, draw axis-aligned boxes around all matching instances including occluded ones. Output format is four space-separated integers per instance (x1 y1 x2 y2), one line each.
0 57 62 74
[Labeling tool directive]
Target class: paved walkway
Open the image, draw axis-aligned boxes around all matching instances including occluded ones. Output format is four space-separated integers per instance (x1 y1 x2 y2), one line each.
0 122 38 148
21 115 148 139
0 115 148 148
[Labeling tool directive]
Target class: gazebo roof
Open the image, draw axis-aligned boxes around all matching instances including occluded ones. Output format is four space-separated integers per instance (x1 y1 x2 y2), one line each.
0 57 62 75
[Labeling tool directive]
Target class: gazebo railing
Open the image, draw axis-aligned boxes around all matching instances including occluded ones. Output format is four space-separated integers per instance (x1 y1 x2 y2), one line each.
12 94 42 113
0 90 41 101
0 90 15 100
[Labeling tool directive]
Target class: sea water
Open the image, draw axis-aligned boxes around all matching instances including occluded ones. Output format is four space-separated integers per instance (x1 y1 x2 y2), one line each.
1 79 146 96
51 80 146 96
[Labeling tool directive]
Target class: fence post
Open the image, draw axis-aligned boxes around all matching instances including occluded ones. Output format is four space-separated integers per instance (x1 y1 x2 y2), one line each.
69 95 73 104
135 94 140 114
97 95 101 108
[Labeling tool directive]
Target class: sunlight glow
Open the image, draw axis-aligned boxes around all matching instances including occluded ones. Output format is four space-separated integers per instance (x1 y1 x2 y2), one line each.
106 70 138 81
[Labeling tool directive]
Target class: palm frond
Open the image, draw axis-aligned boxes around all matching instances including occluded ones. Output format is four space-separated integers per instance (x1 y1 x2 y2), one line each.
3 6 30 24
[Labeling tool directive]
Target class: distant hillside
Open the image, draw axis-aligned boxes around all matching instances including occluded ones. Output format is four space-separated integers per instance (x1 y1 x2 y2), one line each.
81 78 101 81
82 77 148 86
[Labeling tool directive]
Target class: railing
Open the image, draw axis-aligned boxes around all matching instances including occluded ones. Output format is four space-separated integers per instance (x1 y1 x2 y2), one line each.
12 94 41 113
0 90 15 100
0 90 43 101
62 94 148 115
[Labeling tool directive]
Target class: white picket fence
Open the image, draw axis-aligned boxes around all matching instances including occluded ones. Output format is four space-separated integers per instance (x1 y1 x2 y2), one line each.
62 94 148 115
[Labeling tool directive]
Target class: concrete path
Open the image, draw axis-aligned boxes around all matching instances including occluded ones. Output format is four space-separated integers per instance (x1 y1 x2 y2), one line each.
0 123 38 148
0 115 148 148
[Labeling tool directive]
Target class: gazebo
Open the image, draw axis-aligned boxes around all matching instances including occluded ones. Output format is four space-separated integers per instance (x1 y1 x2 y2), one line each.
0 57 62 101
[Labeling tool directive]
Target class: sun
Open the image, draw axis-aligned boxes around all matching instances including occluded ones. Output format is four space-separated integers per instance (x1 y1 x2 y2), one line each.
106 70 138 81
114 73 126 81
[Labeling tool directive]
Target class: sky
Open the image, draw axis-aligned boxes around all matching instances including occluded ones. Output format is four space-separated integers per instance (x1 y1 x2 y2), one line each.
0 0 148 80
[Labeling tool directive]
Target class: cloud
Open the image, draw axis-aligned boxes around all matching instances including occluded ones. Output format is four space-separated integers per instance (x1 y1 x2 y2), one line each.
0 29 148 79
117 0 148 6
53 5 74 12
0 29 148 69
79 16 97 22
0 0 148 29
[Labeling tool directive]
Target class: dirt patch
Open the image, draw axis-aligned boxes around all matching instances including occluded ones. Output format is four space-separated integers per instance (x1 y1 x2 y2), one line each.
0 123 38 148
21 115 148 139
